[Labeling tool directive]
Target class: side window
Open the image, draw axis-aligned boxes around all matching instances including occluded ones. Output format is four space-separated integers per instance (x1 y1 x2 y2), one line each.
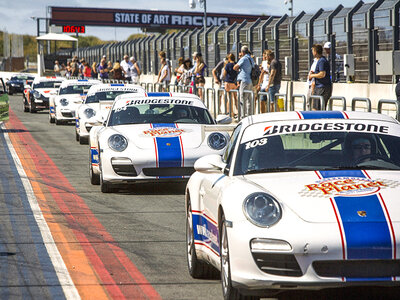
223 124 242 164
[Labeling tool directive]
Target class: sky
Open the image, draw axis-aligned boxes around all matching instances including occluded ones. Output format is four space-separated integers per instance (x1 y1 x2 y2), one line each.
0 0 365 41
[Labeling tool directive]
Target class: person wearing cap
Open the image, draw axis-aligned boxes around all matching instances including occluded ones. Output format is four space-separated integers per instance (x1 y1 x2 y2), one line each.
324 41 342 82
120 54 133 82
130 56 141 84
309 44 332 110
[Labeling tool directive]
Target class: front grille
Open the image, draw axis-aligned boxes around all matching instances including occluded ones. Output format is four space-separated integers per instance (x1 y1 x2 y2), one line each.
251 253 303 277
142 167 195 177
313 259 400 278
61 111 74 118
112 164 138 176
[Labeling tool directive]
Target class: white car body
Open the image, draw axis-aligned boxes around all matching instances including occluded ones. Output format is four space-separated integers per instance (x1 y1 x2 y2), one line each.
24 76 65 112
89 92 233 192
49 79 101 124
75 83 145 144
186 111 400 299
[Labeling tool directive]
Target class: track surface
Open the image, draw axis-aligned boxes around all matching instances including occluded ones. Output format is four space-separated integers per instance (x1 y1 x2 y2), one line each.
1 94 400 299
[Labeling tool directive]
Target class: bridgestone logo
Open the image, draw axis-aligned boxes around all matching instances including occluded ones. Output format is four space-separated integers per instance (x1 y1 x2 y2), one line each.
127 99 193 105
264 123 389 135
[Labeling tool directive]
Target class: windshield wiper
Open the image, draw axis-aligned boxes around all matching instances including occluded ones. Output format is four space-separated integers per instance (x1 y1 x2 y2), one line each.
245 167 309 174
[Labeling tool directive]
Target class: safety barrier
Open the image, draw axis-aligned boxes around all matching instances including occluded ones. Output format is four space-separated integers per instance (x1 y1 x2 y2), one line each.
257 92 269 113
351 97 372 112
308 95 325 111
195 86 206 102
206 88 216 119
273 93 288 112
327 96 347 111
169 83 177 92
291 94 307 111
377 99 400 121
238 90 255 120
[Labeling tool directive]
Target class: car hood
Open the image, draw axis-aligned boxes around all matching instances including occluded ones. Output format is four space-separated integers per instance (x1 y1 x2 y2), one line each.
244 170 400 223
57 94 84 104
112 123 205 149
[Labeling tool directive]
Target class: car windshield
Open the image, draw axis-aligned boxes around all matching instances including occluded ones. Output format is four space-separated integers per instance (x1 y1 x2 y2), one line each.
108 104 214 126
85 91 133 104
11 75 34 81
59 85 93 95
33 81 63 89
234 131 400 176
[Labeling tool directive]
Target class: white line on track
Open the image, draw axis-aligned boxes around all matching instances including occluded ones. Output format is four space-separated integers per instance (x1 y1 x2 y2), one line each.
1 122 80 299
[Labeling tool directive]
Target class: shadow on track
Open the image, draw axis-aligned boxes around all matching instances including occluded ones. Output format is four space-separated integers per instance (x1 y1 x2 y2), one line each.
116 181 187 196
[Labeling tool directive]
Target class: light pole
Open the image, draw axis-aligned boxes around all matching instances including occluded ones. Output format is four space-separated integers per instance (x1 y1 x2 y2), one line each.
284 0 293 17
189 0 207 48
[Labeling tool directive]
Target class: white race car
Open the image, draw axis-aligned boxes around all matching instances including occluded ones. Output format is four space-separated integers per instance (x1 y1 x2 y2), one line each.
23 76 65 113
49 79 101 125
75 83 145 144
89 92 232 193
186 111 400 299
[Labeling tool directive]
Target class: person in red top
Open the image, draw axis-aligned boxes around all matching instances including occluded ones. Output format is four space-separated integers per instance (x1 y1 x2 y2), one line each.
83 62 91 78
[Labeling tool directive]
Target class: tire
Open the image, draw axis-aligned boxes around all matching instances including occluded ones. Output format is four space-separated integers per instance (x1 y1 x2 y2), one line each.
186 201 219 279
75 130 79 141
23 100 29 112
49 114 55 123
55 117 62 125
220 214 259 300
79 135 88 145
89 148 100 185
99 153 115 193
29 100 36 113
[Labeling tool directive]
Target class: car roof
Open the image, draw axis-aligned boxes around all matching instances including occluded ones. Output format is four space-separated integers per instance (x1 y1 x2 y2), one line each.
59 79 101 88
86 83 145 96
33 76 66 83
113 92 206 110
242 111 398 127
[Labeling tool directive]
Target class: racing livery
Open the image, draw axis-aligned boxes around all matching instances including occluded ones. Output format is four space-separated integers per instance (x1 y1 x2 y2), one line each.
23 76 65 113
89 92 233 193
75 83 145 144
186 111 400 299
49 79 101 125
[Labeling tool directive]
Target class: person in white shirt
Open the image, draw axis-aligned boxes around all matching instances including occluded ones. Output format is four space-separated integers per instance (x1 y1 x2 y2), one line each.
157 58 171 91
120 55 133 82
256 50 270 113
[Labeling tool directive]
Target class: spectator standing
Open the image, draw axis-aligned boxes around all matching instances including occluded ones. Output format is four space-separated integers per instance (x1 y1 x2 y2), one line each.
71 57 79 77
174 57 185 85
309 44 332 110
130 57 141 84
257 50 270 113
265 50 282 112
65 61 72 78
157 58 171 91
120 55 133 82
223 53 238 117
79 58 86 79
180 59 193 86
233 45 255 117
91 62 98 79
107 61 113 79
54 60 61 76
307 58 318 110
98 58 109 80
324 41 342 82
212 56 226 112
83 62 91 78
110 61 124 80
193 53 206 101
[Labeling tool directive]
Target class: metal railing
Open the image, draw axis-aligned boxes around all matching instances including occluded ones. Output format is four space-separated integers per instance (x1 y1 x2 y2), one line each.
377 99 400 121
351 97 372 112
327 96 347 111
291 94 307 111
308 95 325 111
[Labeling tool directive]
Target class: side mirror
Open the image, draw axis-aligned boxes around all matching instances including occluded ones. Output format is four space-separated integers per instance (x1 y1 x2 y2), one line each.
216 114 232 124
194 154 226 173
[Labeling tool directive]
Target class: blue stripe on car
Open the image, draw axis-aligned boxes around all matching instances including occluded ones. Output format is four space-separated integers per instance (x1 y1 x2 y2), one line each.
300 111 345 119
192 213 220 255
320 170 392 281
147 92 170 97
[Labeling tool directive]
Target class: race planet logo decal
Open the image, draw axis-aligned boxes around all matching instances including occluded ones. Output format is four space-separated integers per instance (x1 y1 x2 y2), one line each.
142 127 188 137
300 177 395 197
263 123 389 136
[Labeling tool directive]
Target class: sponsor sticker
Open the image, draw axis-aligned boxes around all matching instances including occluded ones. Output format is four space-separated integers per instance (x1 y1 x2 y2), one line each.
126 98 193 106
300 177 399 197
142 127 187 137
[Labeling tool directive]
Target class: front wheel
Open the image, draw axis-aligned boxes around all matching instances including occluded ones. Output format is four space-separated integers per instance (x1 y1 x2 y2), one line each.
99 153 115 193
220 214 259 300
29 101 36 113
49 114 55 123
23 100 29 112
186 201 219 279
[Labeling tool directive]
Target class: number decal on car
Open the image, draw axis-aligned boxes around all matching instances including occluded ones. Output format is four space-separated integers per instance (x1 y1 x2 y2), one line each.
245 138 268 150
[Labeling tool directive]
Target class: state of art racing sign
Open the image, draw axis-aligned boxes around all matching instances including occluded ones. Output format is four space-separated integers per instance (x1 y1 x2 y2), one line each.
50 7 271 29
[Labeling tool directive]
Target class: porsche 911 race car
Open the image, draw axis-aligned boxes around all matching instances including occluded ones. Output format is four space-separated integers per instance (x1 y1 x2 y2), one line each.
75 83 145 144
186 111 400 299
89 92 233 193
23 76 65 113
49 79 101 125
6 73 36 95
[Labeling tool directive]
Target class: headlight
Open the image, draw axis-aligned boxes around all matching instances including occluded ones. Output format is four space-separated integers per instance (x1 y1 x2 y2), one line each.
33 90 41 98
108 134 128 152
84 108 96 118
208 132 227 150
243 193 281 227
60 98 69 106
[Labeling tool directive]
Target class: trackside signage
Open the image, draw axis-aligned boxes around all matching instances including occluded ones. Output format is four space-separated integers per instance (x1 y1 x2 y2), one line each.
50 7 271 29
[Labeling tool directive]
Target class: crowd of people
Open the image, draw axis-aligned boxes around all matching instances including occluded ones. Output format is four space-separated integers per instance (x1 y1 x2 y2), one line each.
54 55 141 83
54 41 337 115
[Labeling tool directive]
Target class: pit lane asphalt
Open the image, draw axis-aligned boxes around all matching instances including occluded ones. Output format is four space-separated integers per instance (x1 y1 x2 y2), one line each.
5 94 400 300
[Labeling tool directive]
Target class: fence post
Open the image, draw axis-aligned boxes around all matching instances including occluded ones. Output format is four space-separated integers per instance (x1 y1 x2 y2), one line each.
206 87 216 118
377 99 400 121
257 92 270 113
308 95 325 111
146 82 154 92
351 97 372 112
327 96 347 111
274 93 287 112
292 94 307 111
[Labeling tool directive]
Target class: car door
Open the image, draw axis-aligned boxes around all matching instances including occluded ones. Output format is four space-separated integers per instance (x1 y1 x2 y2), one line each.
0 78 9 121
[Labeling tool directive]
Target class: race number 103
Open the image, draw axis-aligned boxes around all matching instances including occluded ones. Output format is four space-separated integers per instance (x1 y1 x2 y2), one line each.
245 138 268 150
